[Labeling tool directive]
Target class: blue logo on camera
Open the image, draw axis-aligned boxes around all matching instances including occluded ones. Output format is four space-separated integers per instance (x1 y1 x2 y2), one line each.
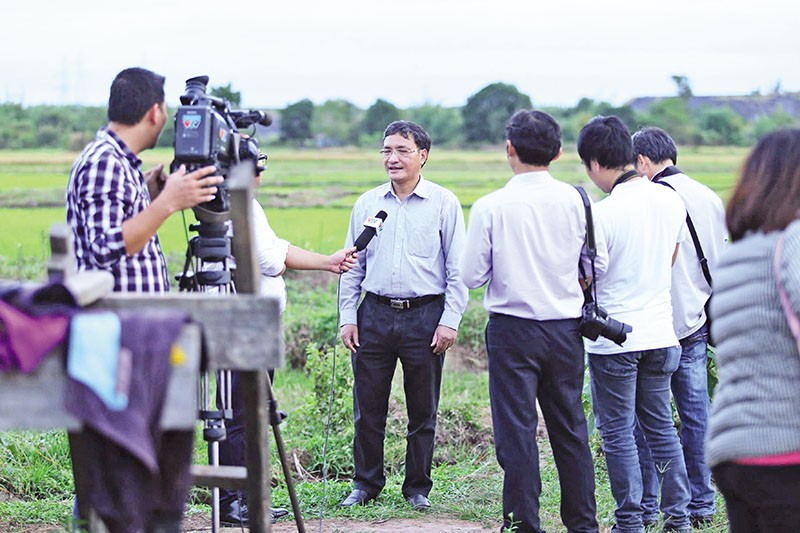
182 114 202 130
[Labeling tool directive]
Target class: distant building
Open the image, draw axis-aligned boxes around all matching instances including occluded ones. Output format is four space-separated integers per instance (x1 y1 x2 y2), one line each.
627 93 800 121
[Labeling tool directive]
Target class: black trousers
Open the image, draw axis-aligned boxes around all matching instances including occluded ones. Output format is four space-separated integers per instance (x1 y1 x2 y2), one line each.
713 462 800 533
486 314 598 533
351 293 445 498
215 369 275 509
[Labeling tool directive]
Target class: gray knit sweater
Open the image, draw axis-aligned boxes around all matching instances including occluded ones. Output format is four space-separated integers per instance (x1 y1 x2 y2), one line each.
706 220 800 468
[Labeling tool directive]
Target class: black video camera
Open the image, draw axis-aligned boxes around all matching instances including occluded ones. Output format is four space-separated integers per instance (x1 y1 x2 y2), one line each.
578 301 632 346
171 75 271 221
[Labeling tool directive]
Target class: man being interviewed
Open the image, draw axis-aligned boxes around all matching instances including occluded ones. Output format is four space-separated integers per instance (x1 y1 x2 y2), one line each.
461 110 598 533
338 120 468 511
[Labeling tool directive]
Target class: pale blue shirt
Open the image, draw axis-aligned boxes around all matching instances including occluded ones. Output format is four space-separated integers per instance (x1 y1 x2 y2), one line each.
338 176 468 330
461 171 587 320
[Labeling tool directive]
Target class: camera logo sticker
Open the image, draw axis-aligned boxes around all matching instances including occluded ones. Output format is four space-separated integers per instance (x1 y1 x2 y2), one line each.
183 114 202 130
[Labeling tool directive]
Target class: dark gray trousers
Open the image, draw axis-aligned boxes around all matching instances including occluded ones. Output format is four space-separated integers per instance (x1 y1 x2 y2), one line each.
487 314 598 533
351 293 445 498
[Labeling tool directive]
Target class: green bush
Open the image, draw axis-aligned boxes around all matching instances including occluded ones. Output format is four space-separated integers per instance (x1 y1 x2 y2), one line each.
289 343 355 479
282 277 342 368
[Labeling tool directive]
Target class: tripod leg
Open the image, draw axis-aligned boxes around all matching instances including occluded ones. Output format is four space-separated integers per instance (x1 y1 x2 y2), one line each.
267 377 306 533
209 441 220 533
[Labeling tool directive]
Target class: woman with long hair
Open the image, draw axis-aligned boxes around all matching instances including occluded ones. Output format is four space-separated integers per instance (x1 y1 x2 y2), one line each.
706 129 800 532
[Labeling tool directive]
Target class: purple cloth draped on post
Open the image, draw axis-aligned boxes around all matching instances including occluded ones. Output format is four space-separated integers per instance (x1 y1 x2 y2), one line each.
0 282 75 373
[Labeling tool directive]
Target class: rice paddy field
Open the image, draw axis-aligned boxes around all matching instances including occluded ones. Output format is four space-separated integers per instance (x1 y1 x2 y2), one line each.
0 145 743 274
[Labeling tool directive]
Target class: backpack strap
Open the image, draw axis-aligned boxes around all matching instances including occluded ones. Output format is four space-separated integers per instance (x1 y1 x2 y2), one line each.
774 234 800 349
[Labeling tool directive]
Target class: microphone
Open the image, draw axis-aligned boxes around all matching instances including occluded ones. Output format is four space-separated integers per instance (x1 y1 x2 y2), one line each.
354 211 388 251
231 110 273 128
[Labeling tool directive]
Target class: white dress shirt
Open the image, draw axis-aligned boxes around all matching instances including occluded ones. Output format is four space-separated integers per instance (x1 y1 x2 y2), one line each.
461 171 587 320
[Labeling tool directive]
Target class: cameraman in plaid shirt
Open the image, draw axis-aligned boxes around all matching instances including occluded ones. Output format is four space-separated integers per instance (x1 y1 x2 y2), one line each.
67 67 223 292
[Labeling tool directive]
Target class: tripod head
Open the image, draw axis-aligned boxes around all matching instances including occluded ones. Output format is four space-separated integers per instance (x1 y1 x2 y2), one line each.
177 219 236 292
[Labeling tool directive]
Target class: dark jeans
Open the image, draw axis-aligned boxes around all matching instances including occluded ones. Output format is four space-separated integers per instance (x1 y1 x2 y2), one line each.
487 314 598 533
713 462 800 533
351 293 445 498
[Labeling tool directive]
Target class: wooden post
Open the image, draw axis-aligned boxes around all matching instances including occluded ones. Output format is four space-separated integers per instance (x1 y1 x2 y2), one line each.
228 161 272 533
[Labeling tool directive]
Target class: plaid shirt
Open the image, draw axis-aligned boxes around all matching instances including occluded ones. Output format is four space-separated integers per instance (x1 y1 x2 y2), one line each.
66 128 170 293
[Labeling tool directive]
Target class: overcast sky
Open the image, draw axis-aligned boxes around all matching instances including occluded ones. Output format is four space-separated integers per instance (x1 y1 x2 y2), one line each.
3 0 798 110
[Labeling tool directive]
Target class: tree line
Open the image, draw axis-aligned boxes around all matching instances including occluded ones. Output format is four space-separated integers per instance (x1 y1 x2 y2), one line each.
1 81 797 151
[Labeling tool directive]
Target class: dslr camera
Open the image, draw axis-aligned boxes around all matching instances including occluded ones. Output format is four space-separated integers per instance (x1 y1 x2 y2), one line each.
171 75 271 221
578 301 632 346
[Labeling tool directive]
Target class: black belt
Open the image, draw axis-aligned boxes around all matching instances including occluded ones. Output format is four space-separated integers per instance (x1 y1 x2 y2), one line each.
367 292 443 310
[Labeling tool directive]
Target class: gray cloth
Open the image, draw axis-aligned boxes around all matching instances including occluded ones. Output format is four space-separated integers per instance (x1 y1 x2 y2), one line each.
706 220 800 468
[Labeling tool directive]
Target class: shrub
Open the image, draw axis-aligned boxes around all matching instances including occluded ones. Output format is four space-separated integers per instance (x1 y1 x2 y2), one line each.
282 276 342 368
280 343 355 481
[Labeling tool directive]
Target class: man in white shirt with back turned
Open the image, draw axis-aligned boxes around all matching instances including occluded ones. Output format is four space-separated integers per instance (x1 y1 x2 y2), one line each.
461 110 598 533
631 126 726 528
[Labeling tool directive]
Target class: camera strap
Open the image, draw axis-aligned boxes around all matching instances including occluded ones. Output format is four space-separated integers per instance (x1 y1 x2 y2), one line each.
654 178 713 288
610 169 640 193
574 185 599 306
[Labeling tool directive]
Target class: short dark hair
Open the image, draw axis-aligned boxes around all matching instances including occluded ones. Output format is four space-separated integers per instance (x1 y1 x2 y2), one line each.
505 110 561 166
577 115 633 170
726 129 800 241
632 126 678 165
383 120 431 152
107 67 166 125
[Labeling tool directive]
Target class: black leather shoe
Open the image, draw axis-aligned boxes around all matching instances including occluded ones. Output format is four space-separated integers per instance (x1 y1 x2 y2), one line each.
220 500 248 526
339 489 375 507
220 501 290 525
271 507 289 521
406 493 431 511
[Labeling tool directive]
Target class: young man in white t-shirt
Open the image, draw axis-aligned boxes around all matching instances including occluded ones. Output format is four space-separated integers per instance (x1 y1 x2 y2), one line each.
631 126 727 528
577 116 692 533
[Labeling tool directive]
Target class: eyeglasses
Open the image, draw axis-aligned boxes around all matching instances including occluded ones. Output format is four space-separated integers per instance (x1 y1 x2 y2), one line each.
379 148 418 158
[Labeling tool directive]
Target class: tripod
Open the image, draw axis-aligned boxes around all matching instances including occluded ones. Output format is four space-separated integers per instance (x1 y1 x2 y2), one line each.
179 216 305 533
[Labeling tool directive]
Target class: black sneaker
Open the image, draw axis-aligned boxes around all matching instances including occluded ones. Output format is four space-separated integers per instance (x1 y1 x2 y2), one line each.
271 507 289 521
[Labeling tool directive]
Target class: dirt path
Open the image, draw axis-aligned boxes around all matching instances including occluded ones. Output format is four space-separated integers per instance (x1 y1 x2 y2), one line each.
183 515 498 532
